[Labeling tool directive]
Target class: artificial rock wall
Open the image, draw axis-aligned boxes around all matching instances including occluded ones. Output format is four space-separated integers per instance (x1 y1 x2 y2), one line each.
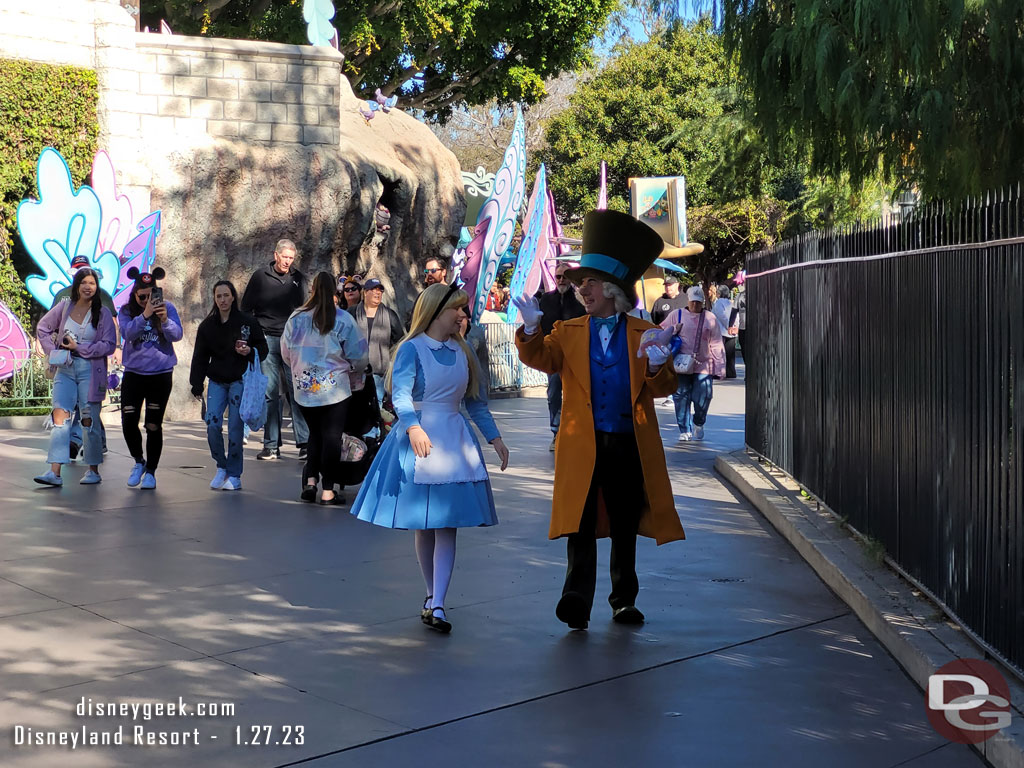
0 0 466 418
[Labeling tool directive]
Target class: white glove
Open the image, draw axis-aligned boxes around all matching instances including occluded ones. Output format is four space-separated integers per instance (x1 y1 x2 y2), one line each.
512 294 543 334
645 344 672 367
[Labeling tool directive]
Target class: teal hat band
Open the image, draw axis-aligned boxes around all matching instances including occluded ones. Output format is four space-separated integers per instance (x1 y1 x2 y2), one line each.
580 252 629 280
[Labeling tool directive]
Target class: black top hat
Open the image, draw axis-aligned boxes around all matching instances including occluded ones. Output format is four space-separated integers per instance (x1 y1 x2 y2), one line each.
564 210 664 304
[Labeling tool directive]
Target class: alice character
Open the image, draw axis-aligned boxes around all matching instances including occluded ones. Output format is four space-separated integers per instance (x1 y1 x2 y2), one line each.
350 283 510 633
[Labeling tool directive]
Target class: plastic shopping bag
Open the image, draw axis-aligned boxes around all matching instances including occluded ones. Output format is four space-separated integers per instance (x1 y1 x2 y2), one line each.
240 350 269 431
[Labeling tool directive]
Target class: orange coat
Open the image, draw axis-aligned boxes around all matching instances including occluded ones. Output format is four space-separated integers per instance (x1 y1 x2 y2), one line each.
516 315 686 545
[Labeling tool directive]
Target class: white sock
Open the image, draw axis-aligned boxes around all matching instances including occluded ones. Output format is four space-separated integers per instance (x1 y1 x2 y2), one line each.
414 530 435 598
430 528 457 611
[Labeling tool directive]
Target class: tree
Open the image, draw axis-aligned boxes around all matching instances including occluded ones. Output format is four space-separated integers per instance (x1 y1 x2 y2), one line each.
144 0 616 120
539 20 732 223
721 0 1024 200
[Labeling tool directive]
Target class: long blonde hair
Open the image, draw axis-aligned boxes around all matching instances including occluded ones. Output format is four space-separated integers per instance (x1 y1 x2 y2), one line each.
386 283 482 399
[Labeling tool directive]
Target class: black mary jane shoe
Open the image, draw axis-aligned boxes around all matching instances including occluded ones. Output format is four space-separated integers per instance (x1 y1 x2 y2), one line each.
318 492 343 506
421 596 433 625
300 483 317 503
426 607 452 634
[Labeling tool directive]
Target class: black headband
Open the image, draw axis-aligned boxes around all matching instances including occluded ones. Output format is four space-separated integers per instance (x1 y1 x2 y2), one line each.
427 283 461 328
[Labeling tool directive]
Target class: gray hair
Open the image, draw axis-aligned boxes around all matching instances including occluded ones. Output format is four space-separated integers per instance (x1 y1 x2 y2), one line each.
717 285 731 298
275 238 297 255
602 282 634 314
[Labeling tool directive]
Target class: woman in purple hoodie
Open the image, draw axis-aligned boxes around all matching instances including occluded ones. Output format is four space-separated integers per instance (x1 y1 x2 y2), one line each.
34 268 117 486
117 267 183 490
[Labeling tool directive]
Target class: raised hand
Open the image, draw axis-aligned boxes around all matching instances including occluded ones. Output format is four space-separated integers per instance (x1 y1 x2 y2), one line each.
511 294 543 333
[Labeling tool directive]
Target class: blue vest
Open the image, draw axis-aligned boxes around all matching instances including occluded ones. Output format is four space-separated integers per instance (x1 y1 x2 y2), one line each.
589 316 633 433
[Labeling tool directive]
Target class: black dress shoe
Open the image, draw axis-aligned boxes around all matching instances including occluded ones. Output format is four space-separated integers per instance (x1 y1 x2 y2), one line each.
612 605 645 625
300 484 317 502
556 592 589 630
426 607 452 634
318 493 343 506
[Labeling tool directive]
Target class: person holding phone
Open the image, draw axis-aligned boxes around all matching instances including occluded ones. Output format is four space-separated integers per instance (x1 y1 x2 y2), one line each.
33 268 117 486
117 267 183 489
190 281 268 490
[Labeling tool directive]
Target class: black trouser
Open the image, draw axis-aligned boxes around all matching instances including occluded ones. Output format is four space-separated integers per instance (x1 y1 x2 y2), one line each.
298 399 348 490
723 336 737 379
737 329 747 365
563 430 644 616
120 371 174 473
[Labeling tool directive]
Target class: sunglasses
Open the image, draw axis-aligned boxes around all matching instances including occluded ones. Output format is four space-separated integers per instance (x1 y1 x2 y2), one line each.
344 286 361 293
424 268 443 275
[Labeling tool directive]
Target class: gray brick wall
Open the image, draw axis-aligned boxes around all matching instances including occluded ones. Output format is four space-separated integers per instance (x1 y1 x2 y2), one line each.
134 35 343 146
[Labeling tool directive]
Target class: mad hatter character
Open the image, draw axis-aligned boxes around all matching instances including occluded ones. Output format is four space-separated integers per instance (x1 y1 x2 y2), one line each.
512 210 685 631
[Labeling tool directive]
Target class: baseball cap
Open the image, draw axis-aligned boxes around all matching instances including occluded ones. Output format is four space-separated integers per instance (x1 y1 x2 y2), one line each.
664 276 679 285
687 286 705 302
70 255 90 269
363 278 383 290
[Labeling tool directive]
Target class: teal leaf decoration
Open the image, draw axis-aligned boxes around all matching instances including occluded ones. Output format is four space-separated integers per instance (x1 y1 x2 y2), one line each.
303 0 336 47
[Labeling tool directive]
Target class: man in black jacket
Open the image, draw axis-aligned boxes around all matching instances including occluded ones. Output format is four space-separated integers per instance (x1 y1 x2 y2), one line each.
241 239 309 460
538 263 586 451
650 276 687 324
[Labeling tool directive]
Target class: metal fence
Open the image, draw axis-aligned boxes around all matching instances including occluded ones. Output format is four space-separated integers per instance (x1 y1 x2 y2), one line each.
745 190 1024 676
482 322 548 391
0 356 53 415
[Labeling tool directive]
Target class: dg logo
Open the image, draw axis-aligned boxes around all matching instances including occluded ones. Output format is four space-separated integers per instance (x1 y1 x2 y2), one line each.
926 658 1012 743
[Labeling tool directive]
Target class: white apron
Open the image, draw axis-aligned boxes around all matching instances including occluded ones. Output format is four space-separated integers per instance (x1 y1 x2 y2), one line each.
410 336 488 485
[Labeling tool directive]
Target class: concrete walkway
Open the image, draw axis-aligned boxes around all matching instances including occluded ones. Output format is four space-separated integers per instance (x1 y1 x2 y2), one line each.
0 379 987 767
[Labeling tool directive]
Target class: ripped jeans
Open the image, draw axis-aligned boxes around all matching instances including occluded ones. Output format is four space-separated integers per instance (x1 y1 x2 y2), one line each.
47 357 103 466
206 379 244 478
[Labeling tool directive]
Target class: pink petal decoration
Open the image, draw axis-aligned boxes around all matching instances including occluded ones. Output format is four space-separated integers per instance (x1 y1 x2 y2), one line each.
114 210 161 310
0 300 32 380
91 150 135 262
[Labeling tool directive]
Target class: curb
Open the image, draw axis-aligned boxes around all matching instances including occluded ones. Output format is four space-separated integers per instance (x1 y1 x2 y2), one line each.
715 450 1024 768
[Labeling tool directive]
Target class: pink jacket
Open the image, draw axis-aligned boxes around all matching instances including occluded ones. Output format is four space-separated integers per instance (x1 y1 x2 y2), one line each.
659 308 726 378
37 301 117 403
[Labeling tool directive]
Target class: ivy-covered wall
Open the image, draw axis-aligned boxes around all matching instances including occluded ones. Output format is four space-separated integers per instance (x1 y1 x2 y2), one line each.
0 58 98 323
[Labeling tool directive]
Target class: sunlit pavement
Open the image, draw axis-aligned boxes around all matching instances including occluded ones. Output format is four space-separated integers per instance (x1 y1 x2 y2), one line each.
0 369 986 767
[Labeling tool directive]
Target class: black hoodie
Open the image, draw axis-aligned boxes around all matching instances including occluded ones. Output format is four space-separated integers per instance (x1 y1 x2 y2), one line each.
189 308 269 395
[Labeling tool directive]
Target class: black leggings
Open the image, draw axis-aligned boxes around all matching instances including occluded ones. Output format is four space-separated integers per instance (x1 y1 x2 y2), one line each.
298 399 348 490
121 371 174 472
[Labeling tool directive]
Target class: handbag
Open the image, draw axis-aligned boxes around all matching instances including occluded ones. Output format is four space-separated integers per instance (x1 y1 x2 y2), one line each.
673 311 705 374
45 349 72 380
239 350 269 431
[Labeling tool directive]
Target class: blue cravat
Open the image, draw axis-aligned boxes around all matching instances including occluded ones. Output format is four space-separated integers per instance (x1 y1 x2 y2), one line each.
592 315 618 331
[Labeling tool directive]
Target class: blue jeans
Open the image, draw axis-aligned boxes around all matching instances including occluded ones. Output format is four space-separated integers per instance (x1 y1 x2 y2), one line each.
206 379 244 477
672 373 713 433
262 335 309 448
69 406 107 451
547 373 562 435
48 357 103 466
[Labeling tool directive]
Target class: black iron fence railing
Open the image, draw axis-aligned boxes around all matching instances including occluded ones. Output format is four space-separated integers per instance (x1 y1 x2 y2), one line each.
745 190 1024 676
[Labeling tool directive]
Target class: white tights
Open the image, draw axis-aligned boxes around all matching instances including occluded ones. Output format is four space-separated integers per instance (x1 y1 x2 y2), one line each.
414 528 457 612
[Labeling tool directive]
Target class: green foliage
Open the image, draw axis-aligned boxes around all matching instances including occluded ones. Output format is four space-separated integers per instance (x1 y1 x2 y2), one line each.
144 0 616 120
540 19 730 222
0 59 98 325
721 0 1024 200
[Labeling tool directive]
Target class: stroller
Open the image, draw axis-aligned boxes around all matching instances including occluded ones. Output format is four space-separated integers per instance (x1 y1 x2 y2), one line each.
336 369 390 487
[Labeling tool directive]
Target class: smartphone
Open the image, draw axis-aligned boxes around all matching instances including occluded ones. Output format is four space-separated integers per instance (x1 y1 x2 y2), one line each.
150 286 164 305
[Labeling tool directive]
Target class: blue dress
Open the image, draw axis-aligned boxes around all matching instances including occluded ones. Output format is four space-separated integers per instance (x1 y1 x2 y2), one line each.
350 335 501 529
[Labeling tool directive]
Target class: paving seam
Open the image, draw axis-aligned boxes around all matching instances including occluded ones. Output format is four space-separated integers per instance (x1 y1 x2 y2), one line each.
267 610 851 767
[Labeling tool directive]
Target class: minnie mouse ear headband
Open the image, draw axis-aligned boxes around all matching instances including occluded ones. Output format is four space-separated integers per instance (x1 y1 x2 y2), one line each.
127 266 166 290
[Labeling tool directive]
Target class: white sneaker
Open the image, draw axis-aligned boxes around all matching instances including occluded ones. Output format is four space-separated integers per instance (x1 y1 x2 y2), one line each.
33 470 63 487
140 473 156 490
210 468 228 490
222 477 242 491
127 462 146 487
80 470 102 485
677 432 692 443
694 426 705 440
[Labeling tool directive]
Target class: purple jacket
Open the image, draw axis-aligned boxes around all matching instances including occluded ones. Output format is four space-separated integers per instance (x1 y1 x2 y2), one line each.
118 301 182 375
37 301 117 403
